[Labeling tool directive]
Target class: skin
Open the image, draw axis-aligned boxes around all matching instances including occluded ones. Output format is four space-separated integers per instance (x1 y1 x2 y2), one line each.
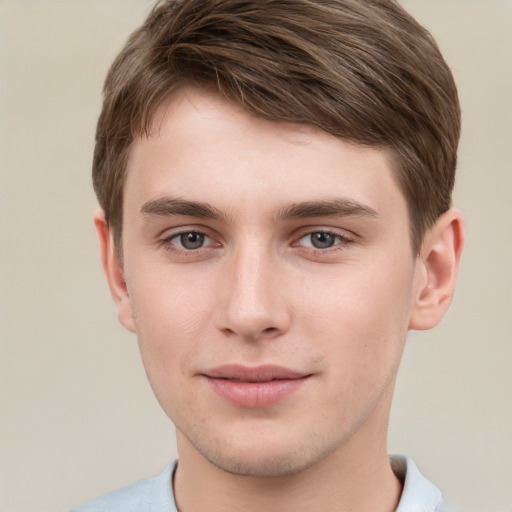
96 88 464 512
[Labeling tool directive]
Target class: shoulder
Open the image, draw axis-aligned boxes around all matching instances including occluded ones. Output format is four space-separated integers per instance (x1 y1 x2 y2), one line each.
69 462 177 512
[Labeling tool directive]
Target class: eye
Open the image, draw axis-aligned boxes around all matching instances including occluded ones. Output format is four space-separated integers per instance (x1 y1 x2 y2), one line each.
168 231 212 250
305 232 335 249
297 231 351 249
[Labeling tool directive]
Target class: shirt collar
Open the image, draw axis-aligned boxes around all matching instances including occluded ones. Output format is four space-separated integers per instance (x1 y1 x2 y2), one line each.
391 455 445 512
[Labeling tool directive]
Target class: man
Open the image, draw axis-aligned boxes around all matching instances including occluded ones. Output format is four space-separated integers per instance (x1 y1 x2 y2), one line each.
72 0 464 510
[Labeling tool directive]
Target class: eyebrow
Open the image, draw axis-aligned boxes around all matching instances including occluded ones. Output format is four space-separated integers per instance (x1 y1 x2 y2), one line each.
140 196 379 223
140 197 227 221
274 198 380 221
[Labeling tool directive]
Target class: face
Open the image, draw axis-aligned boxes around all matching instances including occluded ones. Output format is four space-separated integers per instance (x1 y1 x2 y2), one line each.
116 88 426 477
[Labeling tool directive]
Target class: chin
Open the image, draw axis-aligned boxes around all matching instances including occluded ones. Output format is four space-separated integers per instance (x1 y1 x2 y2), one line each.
190 431 336 478
205 450 316 478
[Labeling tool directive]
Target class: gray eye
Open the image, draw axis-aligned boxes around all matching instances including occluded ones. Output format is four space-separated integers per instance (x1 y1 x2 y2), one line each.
179 232 205 250
309 232 336 249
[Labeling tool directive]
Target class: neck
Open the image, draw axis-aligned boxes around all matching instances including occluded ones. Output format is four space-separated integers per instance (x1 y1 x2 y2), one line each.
173 388 402 512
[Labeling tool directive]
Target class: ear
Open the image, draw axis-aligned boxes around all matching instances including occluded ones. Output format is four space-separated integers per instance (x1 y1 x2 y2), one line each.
94 209 136 333
409 208 465 331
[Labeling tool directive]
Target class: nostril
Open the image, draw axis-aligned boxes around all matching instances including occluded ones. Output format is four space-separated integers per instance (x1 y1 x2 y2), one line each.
220 325 281 341
221 327 236 337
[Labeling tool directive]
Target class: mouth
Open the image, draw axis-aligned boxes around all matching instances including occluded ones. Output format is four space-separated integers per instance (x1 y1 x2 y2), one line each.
201 364 312 408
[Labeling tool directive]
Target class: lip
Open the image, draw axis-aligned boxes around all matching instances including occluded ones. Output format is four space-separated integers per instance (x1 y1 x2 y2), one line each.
201 364 312 408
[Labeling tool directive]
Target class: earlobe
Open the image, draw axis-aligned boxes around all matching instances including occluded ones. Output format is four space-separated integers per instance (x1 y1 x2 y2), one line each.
409 208 465 331
94 210 136 333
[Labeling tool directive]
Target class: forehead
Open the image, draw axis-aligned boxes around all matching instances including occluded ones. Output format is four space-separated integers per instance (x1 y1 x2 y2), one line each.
124 88 407 225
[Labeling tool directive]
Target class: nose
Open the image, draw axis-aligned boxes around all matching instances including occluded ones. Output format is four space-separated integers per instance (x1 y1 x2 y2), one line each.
215 244 291 342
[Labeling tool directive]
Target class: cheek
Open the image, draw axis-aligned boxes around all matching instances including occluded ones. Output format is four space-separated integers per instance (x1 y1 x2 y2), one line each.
128 259 212 337
300 261 415 385
126 272 212 406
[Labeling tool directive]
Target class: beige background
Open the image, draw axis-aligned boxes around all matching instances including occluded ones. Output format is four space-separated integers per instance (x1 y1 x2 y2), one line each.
0 1 510 511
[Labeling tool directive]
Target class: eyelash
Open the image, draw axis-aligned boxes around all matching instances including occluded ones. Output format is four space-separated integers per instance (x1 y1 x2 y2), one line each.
293 229 354 253
158 228 355 257
159 229 217 256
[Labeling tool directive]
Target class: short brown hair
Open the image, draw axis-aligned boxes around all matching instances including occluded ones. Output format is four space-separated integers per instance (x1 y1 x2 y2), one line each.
93 0 460 255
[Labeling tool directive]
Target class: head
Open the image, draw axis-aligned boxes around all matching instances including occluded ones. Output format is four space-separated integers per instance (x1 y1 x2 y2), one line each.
93 0 464 479
93 0 460 258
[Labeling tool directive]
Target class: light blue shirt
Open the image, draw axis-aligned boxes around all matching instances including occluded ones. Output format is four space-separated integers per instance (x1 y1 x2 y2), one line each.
71 455 449 512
